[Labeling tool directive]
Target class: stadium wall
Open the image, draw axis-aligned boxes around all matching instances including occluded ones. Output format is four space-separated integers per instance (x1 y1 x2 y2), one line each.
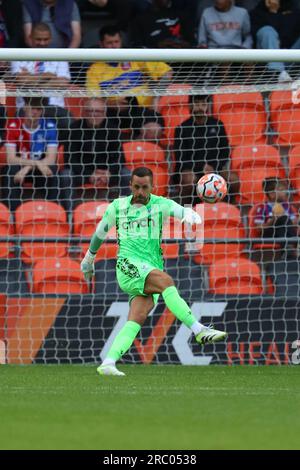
1 296 300 365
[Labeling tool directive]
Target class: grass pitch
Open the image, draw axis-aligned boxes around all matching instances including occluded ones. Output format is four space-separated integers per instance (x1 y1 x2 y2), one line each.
0 365 300 450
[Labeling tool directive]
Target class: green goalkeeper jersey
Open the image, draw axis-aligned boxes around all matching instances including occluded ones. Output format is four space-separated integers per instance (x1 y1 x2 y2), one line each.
94 194 185 269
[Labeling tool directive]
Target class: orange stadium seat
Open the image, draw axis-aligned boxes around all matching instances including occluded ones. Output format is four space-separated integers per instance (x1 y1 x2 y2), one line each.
230 144 284 171
209 257 263 295
231 145 286 205
15 201 69 264
157 84 191 147
73 201 118 260
248 204 281 251
288 145 300 201
213 89 267 147
123 141 168 196
31 257 89 294
269 90 300 146
190 203 246 265
0 203 14 258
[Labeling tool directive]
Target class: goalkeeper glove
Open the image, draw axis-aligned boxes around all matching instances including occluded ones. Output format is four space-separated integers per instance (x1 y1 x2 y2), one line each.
182 208 202 225
81 250 96 281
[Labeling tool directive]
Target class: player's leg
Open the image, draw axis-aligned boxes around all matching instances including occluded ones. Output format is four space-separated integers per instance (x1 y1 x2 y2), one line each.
144 269 203 332
144 270 227 345
97 295 154 376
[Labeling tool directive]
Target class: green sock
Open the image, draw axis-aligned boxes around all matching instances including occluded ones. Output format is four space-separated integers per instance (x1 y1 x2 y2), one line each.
106 320 141 362
162 286 197 329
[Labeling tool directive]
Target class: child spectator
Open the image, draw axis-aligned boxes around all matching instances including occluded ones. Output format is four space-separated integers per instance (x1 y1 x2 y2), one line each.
3 97 63 211
253 178 299 259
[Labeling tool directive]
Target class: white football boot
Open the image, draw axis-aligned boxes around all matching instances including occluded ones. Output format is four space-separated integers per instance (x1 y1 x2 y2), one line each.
97 364 125 377
196 325 228 345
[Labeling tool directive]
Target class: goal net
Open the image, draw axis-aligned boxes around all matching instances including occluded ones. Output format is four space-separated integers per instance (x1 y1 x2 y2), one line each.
1 48 300 366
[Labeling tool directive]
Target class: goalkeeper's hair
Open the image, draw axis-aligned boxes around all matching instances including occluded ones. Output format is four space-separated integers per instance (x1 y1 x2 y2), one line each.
131 167 153 182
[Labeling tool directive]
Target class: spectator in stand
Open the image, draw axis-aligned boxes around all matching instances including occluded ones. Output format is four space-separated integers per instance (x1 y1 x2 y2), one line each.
0 0 24 47
130 0 195 48
107 96 165 141
253 178 299 259
2 96 64 212
10 22 72 143
134 120 164 142
64 97 130 207
78 0 133 32
250 0 300 82
23 0 81 48
86 25 172 109
198 0 253 49
86 26 172 125
174 94 239 205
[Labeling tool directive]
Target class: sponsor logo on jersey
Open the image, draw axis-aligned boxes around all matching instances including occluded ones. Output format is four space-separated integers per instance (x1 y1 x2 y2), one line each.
121 217 155 230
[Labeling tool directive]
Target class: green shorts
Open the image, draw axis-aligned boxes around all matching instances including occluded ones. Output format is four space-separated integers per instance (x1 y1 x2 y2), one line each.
116 257 161 305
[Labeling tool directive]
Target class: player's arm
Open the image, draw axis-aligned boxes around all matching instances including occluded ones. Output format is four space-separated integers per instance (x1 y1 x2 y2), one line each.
80 203 116 280
168 199 202 225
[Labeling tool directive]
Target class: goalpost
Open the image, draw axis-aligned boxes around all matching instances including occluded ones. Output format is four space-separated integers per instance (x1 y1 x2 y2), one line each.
1 48 300 366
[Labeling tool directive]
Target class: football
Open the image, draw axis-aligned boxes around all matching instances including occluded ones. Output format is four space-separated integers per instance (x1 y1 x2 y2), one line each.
196 173 227 203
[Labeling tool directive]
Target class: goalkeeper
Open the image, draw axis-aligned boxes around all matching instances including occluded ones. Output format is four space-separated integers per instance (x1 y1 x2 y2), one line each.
81 167 227 376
